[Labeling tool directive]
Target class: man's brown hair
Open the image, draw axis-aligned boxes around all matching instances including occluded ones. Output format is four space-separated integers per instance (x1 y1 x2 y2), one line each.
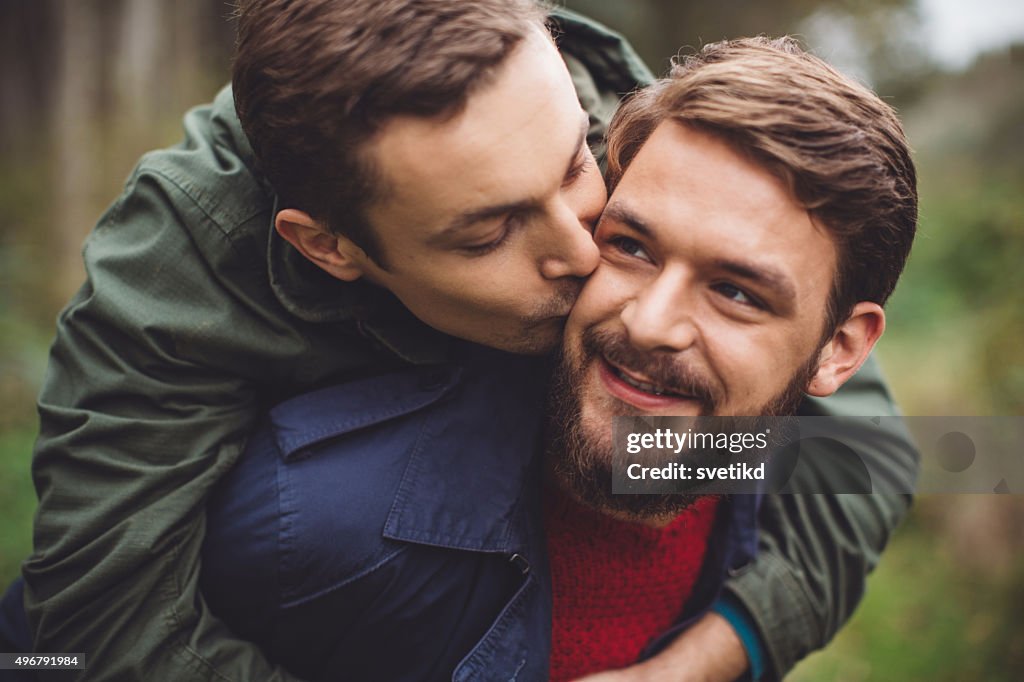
606 36 917 335
233 0 547 262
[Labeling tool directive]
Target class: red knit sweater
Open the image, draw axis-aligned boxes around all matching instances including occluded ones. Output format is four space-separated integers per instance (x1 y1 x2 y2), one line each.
545 489 720 682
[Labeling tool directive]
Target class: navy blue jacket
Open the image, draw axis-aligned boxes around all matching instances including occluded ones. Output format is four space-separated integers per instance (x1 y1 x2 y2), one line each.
198 344 761 681
0 347 548 682
0 346 760 681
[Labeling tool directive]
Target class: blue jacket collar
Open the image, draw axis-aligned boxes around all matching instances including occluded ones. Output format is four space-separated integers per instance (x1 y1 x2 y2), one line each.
270 347 550 554
383 349 549 553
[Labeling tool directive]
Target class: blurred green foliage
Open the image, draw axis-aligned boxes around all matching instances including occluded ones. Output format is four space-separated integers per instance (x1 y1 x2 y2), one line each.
881 49 1024 415
0 429 36 587
790 514 1024 681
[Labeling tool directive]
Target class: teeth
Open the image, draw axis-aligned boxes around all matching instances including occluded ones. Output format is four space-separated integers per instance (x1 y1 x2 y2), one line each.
613 366 671 396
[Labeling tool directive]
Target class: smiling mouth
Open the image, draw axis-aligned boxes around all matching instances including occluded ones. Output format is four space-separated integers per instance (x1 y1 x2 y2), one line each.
603 356 692 399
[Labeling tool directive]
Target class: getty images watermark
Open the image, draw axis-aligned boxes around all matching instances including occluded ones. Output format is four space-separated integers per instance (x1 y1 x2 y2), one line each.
611 416 1024 495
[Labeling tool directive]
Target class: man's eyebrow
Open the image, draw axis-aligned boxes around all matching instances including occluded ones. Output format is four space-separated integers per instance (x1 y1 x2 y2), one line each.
602 202 654 238
431 114 591 244
604 201 798 304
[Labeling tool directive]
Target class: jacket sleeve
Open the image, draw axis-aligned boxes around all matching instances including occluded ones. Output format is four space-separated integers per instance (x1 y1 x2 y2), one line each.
721 354 918 680
23 166 307 681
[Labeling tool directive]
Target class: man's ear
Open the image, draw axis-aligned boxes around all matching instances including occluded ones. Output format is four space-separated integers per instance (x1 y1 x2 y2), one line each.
806 302 886 398
275 208 368 282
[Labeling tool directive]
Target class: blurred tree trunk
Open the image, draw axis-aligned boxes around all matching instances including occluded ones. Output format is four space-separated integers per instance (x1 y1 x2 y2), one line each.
0 3 54 157
116 0 163 129
53 0 102 302
172 0 205 106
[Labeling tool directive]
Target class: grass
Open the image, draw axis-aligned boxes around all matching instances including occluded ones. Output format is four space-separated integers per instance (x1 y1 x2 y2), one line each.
0 426 37 586
789 507 1024 681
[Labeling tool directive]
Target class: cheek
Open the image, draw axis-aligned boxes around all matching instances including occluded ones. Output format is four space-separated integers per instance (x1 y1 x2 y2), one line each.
384 275 496 331
393 263 509 309
708 325 814 400
569 265 635 327
703 324 784 388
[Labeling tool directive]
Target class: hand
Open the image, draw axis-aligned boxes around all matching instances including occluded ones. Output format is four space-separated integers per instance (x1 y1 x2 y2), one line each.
572 669 650 682
571 665 662 682
570 612 750 682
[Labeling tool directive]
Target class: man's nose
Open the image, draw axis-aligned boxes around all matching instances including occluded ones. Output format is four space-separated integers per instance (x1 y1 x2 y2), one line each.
620 272 699 353
538 202 600 280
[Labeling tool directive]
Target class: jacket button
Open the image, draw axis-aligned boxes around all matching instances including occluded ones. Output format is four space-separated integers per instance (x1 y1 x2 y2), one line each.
509 553 530 575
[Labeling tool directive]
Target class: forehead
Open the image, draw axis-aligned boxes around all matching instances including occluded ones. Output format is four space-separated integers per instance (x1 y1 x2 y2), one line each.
611 121 836 303
363 30 585 234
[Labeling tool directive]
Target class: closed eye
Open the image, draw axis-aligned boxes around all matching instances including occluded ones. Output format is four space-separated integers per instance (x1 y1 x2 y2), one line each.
562 152 593 187
461 214 526 256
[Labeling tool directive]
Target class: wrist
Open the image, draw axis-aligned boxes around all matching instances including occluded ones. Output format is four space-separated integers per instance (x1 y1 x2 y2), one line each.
640 612 750 682
712 594 765 681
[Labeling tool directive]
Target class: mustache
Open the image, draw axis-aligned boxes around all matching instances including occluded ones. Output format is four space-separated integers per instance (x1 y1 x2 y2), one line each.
580 326 718 412
533 277 585 318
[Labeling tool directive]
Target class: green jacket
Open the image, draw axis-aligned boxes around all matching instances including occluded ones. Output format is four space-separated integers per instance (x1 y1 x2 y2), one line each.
23 10 917 681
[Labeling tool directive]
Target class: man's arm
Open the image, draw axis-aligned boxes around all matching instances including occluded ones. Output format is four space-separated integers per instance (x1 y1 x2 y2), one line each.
572 612 749 682
718 353 918 679
24 153 312 680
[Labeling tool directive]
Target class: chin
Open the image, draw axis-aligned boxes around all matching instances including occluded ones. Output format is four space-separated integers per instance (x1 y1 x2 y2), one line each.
510 319 566 355
490 333 557 355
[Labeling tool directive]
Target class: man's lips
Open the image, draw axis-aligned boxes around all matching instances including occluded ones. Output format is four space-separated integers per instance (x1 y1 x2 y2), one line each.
595 355 698 411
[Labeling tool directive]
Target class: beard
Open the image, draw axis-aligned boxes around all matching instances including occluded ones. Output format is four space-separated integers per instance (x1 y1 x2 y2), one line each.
544 326 819 521
503 277 585 355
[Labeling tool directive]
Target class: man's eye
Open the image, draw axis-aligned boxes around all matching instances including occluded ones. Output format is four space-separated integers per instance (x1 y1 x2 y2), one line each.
714 283 762 308
608 236 651 262
461 214 526 256
462 231 509 256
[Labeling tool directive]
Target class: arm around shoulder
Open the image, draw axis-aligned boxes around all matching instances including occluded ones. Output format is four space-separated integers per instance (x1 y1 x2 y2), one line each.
720 353 917 679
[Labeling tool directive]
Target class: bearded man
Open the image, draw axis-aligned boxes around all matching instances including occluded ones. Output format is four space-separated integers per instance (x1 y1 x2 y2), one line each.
544 35 916 681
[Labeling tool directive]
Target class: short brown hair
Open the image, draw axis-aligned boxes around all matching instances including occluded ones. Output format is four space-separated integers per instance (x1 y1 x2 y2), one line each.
607 36 917 334
233 0 547 262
